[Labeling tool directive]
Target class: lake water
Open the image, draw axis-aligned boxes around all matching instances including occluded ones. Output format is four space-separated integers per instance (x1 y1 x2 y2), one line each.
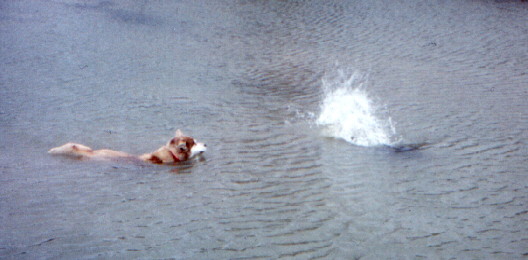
1 0 527 259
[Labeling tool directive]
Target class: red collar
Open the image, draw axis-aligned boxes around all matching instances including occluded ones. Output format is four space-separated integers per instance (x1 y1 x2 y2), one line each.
169 151 181 162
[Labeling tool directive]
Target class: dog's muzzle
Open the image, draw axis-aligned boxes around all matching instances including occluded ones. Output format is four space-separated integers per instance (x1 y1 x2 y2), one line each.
190 142 207 158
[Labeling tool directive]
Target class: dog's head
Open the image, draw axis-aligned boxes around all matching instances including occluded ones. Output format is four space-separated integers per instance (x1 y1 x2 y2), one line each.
166 130 207 161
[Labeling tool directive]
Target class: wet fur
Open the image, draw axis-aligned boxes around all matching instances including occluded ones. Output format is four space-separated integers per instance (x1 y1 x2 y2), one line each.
49 130 206 164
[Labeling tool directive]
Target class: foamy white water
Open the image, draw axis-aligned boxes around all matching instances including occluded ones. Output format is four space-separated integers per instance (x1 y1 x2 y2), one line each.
316 71 396 147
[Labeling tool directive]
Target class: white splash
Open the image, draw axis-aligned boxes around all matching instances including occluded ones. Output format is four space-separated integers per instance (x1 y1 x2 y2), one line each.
316 70 397 147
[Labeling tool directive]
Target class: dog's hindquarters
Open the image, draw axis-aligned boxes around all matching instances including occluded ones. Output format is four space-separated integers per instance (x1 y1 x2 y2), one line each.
48 143 134 160
48 143 94 157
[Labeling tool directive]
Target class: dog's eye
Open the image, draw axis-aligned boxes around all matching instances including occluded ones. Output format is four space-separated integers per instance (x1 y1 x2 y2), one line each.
178 143 188 152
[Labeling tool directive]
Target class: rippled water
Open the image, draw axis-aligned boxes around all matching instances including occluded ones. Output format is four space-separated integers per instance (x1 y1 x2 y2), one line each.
1 0 527 259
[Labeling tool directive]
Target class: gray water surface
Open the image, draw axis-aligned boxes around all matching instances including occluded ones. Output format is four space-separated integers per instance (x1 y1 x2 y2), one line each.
1 0 527 259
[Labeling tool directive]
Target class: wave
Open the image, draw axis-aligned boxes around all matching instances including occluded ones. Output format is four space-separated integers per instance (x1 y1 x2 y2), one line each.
316 70 398 147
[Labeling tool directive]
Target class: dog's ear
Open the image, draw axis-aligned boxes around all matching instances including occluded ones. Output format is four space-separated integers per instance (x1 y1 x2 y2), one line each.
175 129 184 137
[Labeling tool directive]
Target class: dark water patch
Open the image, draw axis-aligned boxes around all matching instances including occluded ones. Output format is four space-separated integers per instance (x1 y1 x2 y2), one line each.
67 1 164 27
385 142 430 153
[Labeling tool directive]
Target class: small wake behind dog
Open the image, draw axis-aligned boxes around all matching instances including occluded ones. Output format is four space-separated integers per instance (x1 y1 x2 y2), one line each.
49 130 207 164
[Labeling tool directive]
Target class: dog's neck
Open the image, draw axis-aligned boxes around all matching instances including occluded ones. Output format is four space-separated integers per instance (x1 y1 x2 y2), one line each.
169 150 181 162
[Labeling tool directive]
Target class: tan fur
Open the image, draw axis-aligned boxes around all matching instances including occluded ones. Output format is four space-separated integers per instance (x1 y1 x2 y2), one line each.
49 130 206 164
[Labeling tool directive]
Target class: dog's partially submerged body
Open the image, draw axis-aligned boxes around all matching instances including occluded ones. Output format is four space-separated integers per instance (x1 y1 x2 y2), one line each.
49 130 206 164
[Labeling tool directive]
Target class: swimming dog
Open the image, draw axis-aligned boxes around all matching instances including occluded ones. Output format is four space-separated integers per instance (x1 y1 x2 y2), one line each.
48 130 207 164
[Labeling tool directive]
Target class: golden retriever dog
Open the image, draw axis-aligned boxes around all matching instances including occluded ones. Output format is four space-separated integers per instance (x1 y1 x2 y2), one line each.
48 130 206 164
